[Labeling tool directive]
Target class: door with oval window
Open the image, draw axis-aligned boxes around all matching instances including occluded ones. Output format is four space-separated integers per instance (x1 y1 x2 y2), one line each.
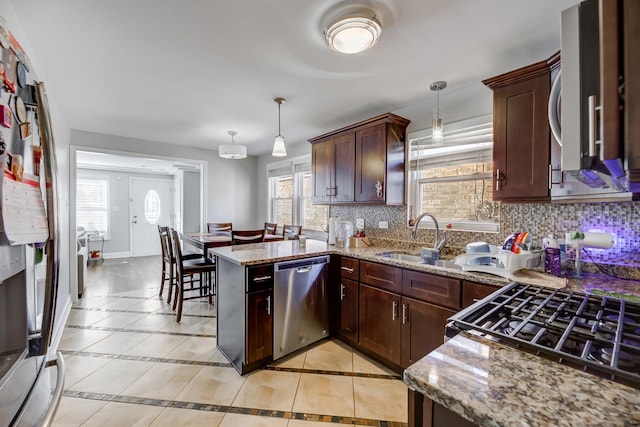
131 178 173 257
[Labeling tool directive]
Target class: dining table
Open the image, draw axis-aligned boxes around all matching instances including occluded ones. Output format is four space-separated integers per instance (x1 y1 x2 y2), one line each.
181 232 232 257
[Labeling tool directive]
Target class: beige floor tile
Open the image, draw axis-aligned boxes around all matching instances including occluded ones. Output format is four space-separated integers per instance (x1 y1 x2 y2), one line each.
51 396 106 426
122 333 188 358
58 328 114 352
83 330 151 354
209 348 232 364
219 413 288 427
128 298 171 313
287 421 346 427
69 359 154 395
352 351 397 376
61 355 111 388
164 336 217 361
159 316 215 335
91 311 147 329
150 407 225 426
100 297 148 311
65 309 113 326
124 313 175 332
303 340 353 372
292 374 354 418
121 363 202 400
81 401 163 427
183 301 217 316
73 296 113 309
176 366 245 405
353 377 408 422
232 369 300 411
270 350 306 369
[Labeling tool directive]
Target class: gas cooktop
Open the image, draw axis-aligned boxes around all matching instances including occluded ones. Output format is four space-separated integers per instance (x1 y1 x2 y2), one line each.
447 282 640 389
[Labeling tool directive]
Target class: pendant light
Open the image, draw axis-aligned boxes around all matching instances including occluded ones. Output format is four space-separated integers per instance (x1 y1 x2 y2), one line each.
218 130 247 160
430 81 447 143
272 97 287 157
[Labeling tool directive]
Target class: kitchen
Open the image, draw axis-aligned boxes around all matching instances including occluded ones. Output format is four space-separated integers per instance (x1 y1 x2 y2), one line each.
1 0 639 426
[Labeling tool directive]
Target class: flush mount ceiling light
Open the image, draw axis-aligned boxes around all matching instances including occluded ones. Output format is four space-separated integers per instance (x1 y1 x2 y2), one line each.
430 81 447 143
272 97 287 157
218 130 247 160
325 13 382 54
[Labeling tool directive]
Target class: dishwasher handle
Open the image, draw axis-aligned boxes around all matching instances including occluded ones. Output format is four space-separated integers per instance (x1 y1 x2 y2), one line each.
274 255 330 271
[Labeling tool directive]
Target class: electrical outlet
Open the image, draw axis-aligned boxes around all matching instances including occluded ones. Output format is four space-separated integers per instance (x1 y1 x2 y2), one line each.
355 218 365 229
379 221 388 229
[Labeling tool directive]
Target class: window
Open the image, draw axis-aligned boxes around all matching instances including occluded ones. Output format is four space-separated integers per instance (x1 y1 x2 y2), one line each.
408 115 499 232
77 177 110 238
268 157 328 233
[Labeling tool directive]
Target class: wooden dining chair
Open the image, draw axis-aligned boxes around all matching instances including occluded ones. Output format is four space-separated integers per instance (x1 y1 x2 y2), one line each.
263 222 277 235
232 229 265 245
282 225 302 240
169 228 217 322
207 222 232 235
159 225 203 304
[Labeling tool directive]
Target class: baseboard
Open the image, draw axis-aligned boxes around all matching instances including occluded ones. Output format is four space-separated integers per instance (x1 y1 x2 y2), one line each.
103 252 131 259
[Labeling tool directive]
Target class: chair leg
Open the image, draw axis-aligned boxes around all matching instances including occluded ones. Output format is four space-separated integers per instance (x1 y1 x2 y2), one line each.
159 261 166 297
176 280 184 323
167 262 174 304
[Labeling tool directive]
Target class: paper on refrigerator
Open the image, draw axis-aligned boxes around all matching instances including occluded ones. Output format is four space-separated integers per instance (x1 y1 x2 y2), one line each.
0 169 49 245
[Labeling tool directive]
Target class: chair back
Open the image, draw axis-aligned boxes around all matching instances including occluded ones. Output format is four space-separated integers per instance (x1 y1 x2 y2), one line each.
263 222 277 235
232 229 265 245
158 226 172 262
282 225 302 240
207 222 232 235
169 228 185 276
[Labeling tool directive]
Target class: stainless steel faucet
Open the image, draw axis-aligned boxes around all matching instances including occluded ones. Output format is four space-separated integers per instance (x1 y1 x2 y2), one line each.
411 212 447 250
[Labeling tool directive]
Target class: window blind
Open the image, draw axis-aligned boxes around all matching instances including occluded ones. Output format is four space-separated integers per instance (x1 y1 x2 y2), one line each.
77 178 109 233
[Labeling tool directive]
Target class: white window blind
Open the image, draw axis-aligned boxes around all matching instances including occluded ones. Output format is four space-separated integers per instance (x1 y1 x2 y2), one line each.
77 178 110 238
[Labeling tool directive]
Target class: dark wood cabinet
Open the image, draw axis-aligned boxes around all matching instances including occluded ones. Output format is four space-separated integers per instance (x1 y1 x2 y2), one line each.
338 278 359 345
483 56 555 202
246 289 272 364
462 281 499 308
401 296 456 368
402 270 461 311
409 390 475 427
309 113 410 205
359 260 402 294
359 284 402 365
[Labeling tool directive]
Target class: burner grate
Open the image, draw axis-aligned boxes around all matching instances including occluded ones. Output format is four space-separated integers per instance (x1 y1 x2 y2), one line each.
448 282 640 388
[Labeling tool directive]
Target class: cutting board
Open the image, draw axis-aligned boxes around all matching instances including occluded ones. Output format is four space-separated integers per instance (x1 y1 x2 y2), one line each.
508 270 568 289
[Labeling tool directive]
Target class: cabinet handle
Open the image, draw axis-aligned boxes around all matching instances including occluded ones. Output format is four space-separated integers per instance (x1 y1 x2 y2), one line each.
253 275 272 282
325 186 330 197
340 266 354 273
340 284 345 301
375 180 383 198
402 303 408 325
588 95 603 159
495 169 501 191
548 164 552 190
266 296 271 316
392 301 398 321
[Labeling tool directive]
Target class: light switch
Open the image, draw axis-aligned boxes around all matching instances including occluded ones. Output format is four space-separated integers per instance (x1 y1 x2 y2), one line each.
355 218 364 229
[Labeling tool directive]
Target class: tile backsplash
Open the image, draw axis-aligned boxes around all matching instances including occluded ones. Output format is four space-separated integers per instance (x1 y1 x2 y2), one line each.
329 201 640 268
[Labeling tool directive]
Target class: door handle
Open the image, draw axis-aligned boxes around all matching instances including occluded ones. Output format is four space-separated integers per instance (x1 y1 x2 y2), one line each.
392 301 398 321
402 303 408 325
266 296 271 316
340 283 345 301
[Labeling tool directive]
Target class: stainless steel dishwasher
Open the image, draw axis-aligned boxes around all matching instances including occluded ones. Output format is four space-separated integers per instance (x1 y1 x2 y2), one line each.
273 255 329 360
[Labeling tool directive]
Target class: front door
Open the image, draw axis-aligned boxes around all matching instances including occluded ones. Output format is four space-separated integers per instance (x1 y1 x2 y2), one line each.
131 178 173 257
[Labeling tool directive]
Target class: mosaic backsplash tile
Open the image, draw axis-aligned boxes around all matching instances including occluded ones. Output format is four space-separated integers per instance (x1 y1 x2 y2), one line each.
329 201 640 268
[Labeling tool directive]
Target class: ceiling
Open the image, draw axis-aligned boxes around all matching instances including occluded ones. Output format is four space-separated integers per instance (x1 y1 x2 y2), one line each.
12 0 578 157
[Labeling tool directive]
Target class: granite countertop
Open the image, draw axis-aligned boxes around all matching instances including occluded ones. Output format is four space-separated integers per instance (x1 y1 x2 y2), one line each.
403 332 640 427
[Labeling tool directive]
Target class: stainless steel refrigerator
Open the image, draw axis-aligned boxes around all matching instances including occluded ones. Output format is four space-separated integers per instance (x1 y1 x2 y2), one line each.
0 27 64 426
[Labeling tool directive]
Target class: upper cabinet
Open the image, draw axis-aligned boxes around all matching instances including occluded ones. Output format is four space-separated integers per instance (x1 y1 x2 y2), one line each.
483 54 558 202
309 113 410 205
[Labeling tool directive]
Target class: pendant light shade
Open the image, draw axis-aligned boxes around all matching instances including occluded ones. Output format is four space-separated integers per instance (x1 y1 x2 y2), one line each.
219 131 247 160
272 97 287 157
430 81 446 143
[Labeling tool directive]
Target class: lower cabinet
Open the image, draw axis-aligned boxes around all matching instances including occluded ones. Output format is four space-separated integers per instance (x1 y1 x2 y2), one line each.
338 278 359 345
462 281 500 308
409 390 475 427
246 289 273 364
359 284 402 365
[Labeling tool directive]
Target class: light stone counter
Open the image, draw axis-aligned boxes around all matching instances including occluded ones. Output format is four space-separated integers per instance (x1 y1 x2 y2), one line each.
403 332 640 427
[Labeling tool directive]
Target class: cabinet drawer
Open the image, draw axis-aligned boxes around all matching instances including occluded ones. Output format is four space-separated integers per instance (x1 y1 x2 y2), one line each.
402 270 461 310
359 261 402 293
340 257 359 280
247 264 274 292
462 281 500 308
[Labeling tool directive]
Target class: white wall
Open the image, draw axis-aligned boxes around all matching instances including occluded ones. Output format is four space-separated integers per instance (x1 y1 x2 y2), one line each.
71 130 258 229
1 0 72 353
183 170 201 233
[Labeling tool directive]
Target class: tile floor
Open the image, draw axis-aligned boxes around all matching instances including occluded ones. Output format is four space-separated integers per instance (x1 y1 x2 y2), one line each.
53 256 408 426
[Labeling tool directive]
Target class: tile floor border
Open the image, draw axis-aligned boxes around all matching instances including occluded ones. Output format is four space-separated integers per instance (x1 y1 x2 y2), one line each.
65 324 216 338
61 350 232 367
264 366 401 381
62 390 408 427
71 306 216 319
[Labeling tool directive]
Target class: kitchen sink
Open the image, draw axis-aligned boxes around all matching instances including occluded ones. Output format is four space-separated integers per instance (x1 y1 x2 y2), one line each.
433 259 461 270
375 251 424 263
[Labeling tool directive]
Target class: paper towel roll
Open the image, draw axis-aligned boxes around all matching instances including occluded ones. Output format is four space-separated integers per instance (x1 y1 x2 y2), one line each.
581 232 614 249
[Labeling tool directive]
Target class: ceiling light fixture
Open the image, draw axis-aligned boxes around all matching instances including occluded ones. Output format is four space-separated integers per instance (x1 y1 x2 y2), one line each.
430 81 447 143
218 130 247 160
325 13 381 54
272 97 287 157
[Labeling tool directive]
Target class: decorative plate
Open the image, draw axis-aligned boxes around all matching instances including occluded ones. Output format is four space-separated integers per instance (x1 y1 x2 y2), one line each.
15 96 26 123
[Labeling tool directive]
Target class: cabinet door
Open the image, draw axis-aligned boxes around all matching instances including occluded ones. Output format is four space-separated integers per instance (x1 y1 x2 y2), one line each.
492 74 550 201
462 281 499 308
401 297 455 368
332 133 356 202
246 290 272 364
355 123 386 202
311 140 332 203
339 278 359 344
360 261 402 294
624 0 640 189
359 284 401 365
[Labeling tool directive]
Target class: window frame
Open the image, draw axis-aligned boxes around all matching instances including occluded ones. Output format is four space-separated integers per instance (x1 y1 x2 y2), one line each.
76 175 111 240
